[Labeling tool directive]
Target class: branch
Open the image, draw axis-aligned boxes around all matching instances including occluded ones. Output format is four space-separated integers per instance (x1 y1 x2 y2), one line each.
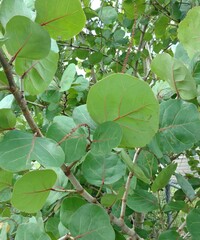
120 148 141 220
61 164 141 239
121 15 138 74
0 50 43 137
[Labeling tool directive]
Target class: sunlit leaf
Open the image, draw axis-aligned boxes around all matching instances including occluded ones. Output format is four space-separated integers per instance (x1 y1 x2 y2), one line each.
87 73 159 148
35 0 86 40
5 16 50 60
178 6 200 58
151 53 197 100
11 169 57 213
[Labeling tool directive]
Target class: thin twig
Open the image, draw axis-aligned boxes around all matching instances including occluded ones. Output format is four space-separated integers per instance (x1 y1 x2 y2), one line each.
121 6 138 74
120 149 141 220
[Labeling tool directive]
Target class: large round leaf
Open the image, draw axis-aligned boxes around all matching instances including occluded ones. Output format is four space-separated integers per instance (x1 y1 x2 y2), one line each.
156 99 200 154
15 51 59 95
82 152 126 186
0 130 65 172
60 196 86 228
0 0 34 28
69 204 115 240
5 16 50 60
35 0 86 40
87 73 159 148
178 6 200 58
11 169 57 213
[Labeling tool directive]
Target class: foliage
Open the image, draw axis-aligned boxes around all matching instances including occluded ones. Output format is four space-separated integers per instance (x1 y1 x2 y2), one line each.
0 0 200 239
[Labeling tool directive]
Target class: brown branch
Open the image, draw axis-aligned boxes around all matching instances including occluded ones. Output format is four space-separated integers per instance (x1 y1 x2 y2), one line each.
0 50 43 137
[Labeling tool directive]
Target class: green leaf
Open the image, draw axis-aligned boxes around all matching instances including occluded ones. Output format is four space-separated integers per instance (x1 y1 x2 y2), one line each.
15 50 59 95
151 53 197 100
151 163 177 192
82 152 126 187
98 6 117 24
60 196 86 228
137 150 158 179
123 0 145 19
175 173 196 201
35 0 86 40
0 169 12 191
158 230 181 240
186 208 200 239
59 63 77 92
0 0 34 28
0 130 65 172
156 99 200 154
178 6 200 58
164 200 188 212
88 52 103 64
87 73 159 148
45 168 68 207
69 204 115 240
73 105 97 132
0 109 16 130
91 121 122 155
127 189 159 213
0 94 14 108
120 150 150 184
46 116 87 163
15 223 51 240
11 169 57 213
101 194 118 207
5 16 50 60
